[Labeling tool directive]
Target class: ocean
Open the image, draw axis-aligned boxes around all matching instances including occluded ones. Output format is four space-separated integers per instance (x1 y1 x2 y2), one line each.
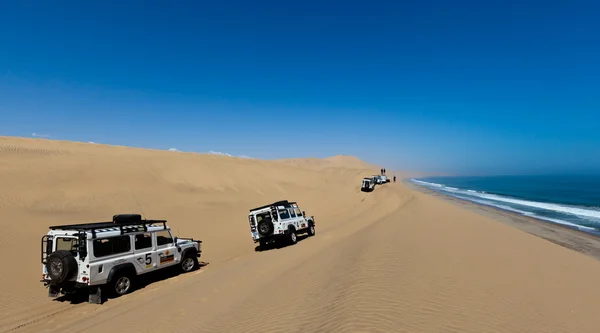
410 175 600 236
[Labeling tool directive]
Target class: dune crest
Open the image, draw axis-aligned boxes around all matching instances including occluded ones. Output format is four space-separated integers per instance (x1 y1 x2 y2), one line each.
276 154 378 171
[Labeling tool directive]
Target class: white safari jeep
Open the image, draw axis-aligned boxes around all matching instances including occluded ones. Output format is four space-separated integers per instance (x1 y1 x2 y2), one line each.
373 175 384 185
361 177 376 192
248 200 316 250
40 214 202 304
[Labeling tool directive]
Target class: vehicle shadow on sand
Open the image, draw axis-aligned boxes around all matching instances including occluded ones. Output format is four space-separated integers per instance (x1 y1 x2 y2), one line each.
53 261 209 305
254 234 311 252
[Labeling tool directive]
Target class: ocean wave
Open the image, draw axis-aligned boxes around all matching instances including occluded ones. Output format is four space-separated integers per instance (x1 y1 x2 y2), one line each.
411 179 600 222
453 195 598 232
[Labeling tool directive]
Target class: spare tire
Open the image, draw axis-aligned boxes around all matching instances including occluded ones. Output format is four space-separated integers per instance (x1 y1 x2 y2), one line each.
257 219 274 236
46 250 78 284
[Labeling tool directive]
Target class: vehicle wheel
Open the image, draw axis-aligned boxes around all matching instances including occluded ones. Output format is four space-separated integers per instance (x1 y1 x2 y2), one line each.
288 229 298 245
307 223 315 237
180 253 199 273
109 273 134 297
46 250 78 284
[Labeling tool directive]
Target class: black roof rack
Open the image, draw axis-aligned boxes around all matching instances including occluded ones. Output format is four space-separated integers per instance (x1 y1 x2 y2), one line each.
249 200 297 212
49 218 168 239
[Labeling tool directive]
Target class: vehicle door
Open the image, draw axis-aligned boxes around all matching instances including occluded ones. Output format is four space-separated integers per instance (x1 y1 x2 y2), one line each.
293 205 308 230
89 235 134 284
132 232 157 273
155 229 178 268
277 206 292 231
287 206 300 230
44 236 80 278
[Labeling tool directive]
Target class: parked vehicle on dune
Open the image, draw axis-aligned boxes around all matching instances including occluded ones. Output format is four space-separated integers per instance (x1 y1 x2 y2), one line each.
248 200 316 250
361 177 376 192
41 214 202 304
380 175 390 183
373 175 384 185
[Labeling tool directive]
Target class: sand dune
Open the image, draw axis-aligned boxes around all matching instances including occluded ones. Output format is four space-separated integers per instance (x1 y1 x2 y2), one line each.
2 136 600 332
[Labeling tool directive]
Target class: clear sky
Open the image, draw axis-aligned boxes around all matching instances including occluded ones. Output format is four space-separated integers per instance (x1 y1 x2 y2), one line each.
1 0 599 175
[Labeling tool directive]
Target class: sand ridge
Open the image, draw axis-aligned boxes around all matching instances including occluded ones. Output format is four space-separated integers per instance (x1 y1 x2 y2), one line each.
2 136 600 332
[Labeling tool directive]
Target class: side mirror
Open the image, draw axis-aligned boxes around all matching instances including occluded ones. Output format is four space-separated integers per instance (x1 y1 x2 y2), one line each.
173 236 178 244
302 211 306 217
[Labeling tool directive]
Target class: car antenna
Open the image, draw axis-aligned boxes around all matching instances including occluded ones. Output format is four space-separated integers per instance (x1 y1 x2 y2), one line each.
129 187 147 220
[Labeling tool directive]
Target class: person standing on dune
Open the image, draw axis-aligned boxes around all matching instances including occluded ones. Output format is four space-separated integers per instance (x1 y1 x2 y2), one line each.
393 175 396 183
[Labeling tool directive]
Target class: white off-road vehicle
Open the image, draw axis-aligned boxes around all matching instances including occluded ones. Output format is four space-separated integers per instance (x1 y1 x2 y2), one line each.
380 175 390 183
248 200 315 250
373 175 385 185
361 177 376 192
40 214 202 304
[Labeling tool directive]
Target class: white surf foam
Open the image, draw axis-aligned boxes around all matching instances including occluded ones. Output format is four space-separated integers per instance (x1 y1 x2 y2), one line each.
452 195 598 232
411 179 600 223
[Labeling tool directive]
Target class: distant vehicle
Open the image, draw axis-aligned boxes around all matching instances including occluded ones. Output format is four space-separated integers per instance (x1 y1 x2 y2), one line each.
373 175 384 185
380 175 390 183
41 214 202 304
248 200 315 250
361 177 376 192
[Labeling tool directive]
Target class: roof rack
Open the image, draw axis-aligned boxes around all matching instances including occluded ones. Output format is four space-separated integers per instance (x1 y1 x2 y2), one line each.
249 200 297 212
49 219 168 239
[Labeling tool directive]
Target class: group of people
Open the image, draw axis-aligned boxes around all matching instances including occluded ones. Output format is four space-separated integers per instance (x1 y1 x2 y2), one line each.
380 168 396 183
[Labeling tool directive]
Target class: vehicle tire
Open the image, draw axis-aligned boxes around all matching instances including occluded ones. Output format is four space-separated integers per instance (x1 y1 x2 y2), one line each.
180 252 199 273
109 272 135 297
288 228 298 245
307 223 316 237
45 250 78 284
257 220 274 236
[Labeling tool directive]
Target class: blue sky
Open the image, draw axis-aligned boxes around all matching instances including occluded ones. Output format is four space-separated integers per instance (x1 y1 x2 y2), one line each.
1 0 599 175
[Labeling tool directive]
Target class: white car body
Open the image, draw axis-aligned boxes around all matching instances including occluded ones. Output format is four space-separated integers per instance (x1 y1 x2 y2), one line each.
361 177 376 191
373 175 384 184
41 214 202 304
248 200 315 249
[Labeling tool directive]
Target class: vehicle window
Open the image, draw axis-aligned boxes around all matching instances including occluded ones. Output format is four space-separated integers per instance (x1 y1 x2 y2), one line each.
135 233 153 250
93 236 131 258
56 237 78 254
294 207 302 217
156 230 173 246
278 208 290 220
256 213 271 223
288 208 296 218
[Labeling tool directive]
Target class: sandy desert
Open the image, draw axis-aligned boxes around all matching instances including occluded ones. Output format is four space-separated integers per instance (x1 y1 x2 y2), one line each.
2 136 600 333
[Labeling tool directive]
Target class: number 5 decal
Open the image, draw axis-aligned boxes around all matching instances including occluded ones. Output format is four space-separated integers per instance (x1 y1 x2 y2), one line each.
145 253 152 265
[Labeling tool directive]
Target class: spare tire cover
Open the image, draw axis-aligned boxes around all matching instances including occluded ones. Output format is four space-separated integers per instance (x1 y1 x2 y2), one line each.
46 250 78 284
257 220 274 236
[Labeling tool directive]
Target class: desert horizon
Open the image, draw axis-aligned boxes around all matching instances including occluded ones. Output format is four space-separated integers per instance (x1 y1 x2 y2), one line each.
2 136 600 332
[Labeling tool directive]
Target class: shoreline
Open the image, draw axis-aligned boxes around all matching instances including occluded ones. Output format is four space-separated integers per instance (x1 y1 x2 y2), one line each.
403 179 600 263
